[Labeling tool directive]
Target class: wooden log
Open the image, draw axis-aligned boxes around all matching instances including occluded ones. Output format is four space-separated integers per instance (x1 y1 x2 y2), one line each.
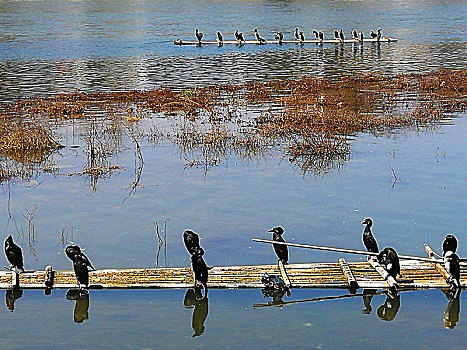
278 260 291 288
338 258 359 290
368 257 398 289
425 244 450 281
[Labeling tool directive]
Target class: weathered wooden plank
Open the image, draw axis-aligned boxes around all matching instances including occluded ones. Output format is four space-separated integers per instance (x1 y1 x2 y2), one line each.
425 244 451 285
278 260 292 288
338 258 359 290
368 257 398 289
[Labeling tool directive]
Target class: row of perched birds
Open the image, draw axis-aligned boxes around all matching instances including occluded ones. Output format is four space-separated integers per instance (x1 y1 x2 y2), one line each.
194 27 383 45
4 219 461 291
4 235 94 290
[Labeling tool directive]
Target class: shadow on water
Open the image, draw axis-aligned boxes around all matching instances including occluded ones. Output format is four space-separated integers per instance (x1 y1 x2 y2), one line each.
184 288 209 337
444 288 461 329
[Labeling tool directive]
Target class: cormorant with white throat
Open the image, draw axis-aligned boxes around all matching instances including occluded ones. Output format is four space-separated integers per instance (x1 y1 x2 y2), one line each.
444 251 461 288
377 247 400 279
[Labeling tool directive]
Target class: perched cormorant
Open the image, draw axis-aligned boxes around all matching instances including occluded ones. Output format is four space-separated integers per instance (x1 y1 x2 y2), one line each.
312 30 319 40
254 28 266 44
191 247 209 294
443 234 458 256
362 218 379 254
65 245 95 270
183 230 200 255
339 29 345 42
444 251 461 288
370 30 377 39
299 31 305 43
376 28 382 42
294 27 300 41
268 226 288 264
73 255 89 289
216 31 223 45
352 30 358 39
274 32 284 44
334 30 340 40
237 31 245 43
4 235 24 273
318 31 324 42
195 28 203 44
377 247 400 279
359 31 364 42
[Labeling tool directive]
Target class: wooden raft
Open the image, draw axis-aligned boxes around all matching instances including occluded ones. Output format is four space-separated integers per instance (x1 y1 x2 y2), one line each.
174 37 398 46
0 257 462 290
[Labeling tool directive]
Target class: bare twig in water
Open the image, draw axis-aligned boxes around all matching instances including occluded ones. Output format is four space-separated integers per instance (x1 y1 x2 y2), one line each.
388 159 399 189
13 204 39 262
122 128 144 204
154 219 169 267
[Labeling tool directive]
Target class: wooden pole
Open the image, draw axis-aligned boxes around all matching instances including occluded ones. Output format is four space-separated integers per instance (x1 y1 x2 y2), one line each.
368 257 398 289
338 258 359 290
425 244 450 281
252 238 453 264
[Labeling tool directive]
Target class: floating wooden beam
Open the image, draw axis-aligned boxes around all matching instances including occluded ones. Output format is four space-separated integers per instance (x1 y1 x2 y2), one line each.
338 258 359 290
368 257 398 290
174 37 398 46
0 258 461 290
278 260 291 288
425 244 450 281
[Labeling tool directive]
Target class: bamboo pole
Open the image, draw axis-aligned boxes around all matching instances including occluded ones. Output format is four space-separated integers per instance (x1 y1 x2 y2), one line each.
425 244 450 281
278 260 291 288
252 238 454 265
338 258 359 290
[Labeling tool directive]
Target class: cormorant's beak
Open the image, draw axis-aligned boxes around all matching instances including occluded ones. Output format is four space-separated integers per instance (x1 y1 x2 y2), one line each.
361 221 366 225
267 228 274 233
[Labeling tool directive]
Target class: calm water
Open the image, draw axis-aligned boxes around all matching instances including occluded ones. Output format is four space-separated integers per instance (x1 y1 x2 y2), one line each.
1 0 467 348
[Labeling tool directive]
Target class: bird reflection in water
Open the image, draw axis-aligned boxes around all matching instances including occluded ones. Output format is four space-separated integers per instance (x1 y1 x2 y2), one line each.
5 287 23 312
184 288 209 337
66 289 90 323
377 291 400 321
444 288 461 329
260 273 291 306
361 289 377 314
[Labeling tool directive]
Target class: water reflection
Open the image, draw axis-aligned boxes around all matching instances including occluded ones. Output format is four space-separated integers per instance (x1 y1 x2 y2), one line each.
183 288 209 337
361 288 377 314
66 289 90 323
376 292 401 322
5 286 23 312
444 288 461 329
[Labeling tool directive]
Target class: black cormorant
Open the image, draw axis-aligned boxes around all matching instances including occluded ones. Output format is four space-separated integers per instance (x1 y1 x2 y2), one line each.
318 31 324 42
268 226 288 264
370 30 377 39
195 28 203 44
183 230 200 255
274 32 284 45
362 218 379 254
334 30 339 40
65 245 95 270
377 247 400 279
216 31 223 45
312 30 319 40
359 31 364 42
299 31 305 43
294 27 300 41
339 29 344 42
444 251 461 288
376 28 382 42
352 30 358 39
191 247 209 294
254 28 266 44
4 235 24 273
73 255 89 289
443 234 458 256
